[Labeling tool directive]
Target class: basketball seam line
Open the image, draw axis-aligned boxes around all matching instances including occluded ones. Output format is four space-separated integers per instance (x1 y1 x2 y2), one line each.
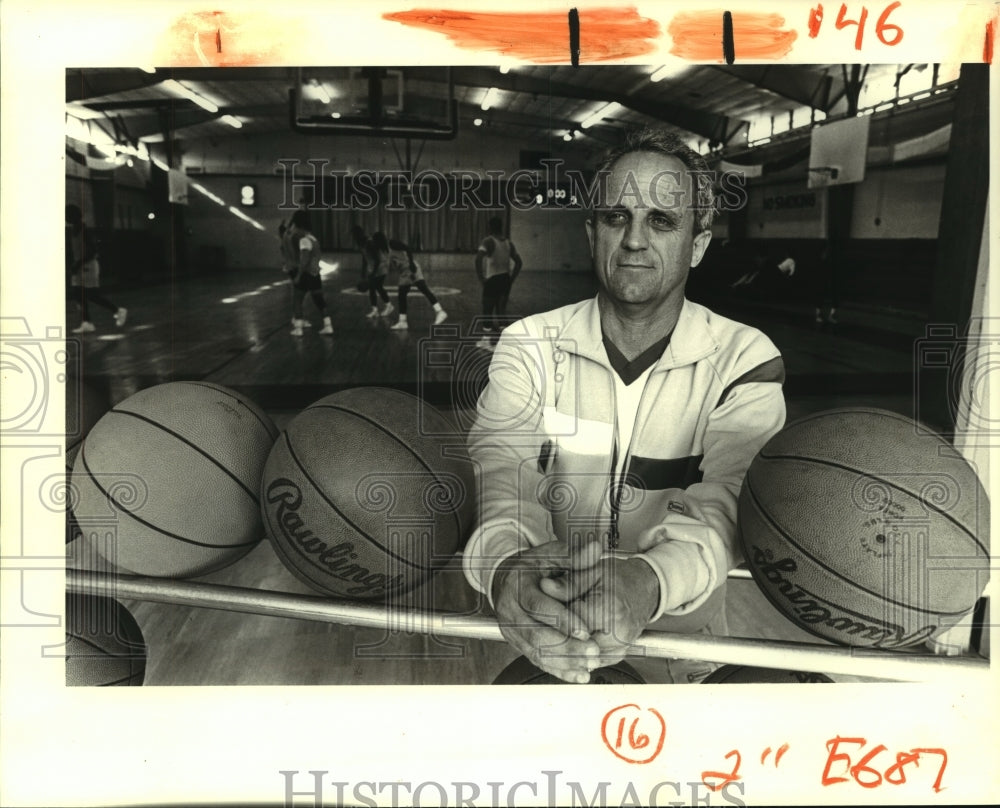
755 451 988 557
737 517 926 650
98 672 141 686
306 401 465 540
739 566 857 647
184 381 280 441
744 480 975 618
107 407 262 507
67 634 145 656
78 447 261 550
282 431 435 572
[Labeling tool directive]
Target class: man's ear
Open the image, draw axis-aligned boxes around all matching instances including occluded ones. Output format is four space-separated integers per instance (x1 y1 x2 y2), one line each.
690 229 712 268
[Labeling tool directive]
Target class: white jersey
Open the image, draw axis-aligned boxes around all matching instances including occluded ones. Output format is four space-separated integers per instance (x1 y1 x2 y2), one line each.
478 236 514 279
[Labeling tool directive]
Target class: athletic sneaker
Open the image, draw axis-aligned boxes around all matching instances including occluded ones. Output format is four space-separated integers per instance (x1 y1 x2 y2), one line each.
72 321 96 334
290 320 304 336
433 310 448 325
390 320 408 331
381 302 395 317
319 317 334 335
365 307 380 319
114 308 128 327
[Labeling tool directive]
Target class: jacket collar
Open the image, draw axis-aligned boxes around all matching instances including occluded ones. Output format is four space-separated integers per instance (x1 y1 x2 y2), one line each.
554 296 720 370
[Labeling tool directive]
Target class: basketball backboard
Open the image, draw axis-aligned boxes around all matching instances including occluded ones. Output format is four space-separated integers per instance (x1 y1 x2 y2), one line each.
290 66 458 140
808 115 871 189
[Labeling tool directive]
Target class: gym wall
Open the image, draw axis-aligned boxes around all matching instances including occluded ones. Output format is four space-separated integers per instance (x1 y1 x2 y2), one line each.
64 121 951 310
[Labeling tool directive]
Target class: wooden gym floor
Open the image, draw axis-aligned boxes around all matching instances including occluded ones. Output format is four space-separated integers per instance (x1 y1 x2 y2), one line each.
65 258 926 685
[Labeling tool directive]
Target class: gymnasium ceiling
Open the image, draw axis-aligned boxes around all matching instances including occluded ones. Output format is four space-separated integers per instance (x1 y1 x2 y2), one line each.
66 64 956 163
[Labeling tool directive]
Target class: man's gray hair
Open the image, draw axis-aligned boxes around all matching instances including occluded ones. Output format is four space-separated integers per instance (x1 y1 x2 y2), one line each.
594 127 716 234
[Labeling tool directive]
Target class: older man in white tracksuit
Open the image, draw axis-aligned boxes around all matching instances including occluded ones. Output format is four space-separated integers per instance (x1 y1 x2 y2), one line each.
463 128 787 684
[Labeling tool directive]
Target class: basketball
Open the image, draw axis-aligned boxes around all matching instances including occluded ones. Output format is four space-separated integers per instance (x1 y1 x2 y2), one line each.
738 408 990 648
71 382 279 578
702 665 833 684
260 387 475 599
65 379 111 543
65 593 147 686
492 656 646 685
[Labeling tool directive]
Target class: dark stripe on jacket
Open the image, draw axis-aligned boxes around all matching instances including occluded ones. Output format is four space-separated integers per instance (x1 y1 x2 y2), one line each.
717 356 785 408
626 454 704 490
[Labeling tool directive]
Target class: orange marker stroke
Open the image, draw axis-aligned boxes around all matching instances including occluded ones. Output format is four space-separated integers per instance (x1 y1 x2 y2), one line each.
384 7 661 63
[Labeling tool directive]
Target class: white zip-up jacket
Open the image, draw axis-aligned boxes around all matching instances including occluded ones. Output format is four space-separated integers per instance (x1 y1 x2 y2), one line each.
463 296 786 631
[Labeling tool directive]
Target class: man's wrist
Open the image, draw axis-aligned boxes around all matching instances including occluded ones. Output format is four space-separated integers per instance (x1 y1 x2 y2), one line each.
490 556 518 605
621 556 662 623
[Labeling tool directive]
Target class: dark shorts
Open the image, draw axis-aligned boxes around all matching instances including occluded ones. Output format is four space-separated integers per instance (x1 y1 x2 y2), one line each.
483 272 510 298
294 272 321 292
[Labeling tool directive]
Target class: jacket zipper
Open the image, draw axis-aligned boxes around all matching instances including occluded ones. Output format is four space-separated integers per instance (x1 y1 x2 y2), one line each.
608 430 620 549
608 369 657 550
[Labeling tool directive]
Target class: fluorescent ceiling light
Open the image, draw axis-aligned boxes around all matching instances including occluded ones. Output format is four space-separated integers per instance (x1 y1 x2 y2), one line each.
481 87 498 111
229 206 265 231
648 64 689 83
311 80 331 104
190 182 226 206
221 115 243 129
580 102 624 129
162 79 219 113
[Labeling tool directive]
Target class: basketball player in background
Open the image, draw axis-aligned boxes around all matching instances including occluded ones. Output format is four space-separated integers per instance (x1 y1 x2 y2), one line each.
475 216 523 350
279 219 296 276
728 242 796 290
352 225 393 320
463 128 787 684
813 239 839 324
279 219 307 329
66 204 127 334
287 210 334 336
378 233 448 331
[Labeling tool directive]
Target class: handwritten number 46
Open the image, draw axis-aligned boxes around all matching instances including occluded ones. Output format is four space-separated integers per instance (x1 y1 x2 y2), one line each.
809 1 904 50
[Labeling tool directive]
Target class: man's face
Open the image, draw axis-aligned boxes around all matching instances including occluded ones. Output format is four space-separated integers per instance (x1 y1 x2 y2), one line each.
585 151 711 311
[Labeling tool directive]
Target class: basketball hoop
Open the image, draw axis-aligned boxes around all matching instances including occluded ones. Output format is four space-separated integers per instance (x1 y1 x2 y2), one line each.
807 166 840 180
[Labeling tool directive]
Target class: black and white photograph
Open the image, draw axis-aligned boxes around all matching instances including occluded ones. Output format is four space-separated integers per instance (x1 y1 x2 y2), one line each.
60 60 991 682
1 2 997 806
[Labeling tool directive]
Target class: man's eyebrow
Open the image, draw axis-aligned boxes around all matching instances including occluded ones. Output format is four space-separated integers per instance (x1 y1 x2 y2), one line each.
592 205 687 225
648 207 682 221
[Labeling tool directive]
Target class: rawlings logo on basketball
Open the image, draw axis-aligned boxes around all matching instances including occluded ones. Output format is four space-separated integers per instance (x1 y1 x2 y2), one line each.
266 478 406 597
749 546 936 648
